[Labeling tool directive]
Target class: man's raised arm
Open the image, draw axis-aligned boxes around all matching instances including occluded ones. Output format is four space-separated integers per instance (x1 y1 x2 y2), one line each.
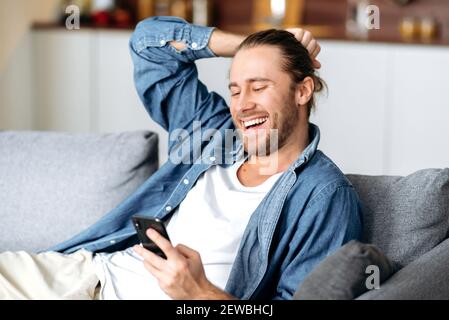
129 16 234 149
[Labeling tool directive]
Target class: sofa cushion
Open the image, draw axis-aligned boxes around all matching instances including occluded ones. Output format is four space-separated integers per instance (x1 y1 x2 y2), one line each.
356 237 449 300
294 240 398 300
0 130 158 252
347 169 449 266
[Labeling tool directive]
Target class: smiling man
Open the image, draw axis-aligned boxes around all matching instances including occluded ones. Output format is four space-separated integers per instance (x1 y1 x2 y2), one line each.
0 16 363 300
118 16 364 300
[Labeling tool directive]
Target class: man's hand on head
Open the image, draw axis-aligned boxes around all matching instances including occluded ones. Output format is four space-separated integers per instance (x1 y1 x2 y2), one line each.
133 228 236 300
285 28 322 69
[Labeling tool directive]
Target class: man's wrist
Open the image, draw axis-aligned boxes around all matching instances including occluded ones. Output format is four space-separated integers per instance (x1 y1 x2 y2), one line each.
196 279 237 300
208 29 246 58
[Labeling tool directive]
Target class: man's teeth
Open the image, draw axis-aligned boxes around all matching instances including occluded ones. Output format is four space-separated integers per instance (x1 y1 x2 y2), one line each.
243 117 268 129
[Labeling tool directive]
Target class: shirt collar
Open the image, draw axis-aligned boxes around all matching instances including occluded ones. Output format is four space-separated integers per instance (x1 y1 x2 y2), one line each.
290 122 320 171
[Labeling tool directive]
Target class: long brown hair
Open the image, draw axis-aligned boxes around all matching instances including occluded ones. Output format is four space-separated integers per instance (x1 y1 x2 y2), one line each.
237 29 326 117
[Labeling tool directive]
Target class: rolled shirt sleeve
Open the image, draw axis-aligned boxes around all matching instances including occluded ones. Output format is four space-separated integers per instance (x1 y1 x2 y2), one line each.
129 16 229 149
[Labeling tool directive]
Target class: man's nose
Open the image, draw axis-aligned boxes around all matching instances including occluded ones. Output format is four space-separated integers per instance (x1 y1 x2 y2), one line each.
237 92 256 113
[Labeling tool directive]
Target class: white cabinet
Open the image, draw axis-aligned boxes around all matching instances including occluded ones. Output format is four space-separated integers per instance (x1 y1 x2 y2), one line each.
310 41 391 175
34 30 93 132
387 45 449 176
0 33 34 130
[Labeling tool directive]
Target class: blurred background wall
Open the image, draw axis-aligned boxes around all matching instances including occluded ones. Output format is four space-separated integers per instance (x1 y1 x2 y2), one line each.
0 0 59 71
0 0 59 129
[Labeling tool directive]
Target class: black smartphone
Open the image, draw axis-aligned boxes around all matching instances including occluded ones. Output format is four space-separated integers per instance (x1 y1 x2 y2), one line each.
132 215 171 259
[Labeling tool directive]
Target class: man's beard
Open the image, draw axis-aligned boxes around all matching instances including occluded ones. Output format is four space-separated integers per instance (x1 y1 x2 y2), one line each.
236 99 300 157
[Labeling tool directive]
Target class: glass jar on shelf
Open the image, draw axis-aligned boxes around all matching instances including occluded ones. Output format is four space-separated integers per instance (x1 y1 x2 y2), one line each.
399 16 419 39
419 17 439 41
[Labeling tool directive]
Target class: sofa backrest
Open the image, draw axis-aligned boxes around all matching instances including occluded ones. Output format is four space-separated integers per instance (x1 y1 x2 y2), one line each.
0 130 159 252
347 169 449 266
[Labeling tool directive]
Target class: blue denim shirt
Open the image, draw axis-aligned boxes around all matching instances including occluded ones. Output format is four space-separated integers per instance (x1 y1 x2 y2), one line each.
50 16 363 300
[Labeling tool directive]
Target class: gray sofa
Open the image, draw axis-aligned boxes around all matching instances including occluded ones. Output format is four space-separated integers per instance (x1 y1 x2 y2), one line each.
0 130 448 299
295 170 449 300
0 130 159 252
347 172 449 299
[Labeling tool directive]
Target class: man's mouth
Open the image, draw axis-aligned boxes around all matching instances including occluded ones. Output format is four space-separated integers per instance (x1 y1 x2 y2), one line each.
241 117 269 132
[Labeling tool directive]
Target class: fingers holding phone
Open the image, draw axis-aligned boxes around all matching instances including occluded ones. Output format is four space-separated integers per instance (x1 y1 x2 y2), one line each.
132 216 171 259
132 216 215 299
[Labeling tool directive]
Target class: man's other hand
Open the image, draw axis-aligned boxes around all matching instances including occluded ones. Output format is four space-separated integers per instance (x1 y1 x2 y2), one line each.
286 28 322 69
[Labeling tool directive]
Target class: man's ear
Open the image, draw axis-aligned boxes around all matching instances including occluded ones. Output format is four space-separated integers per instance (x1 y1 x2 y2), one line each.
295 77 315 106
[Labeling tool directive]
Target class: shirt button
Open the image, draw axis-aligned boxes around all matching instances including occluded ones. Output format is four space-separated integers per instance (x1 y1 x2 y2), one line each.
160 39 166 46
210 156 216 163
110 240 116 244
191 42 198 49
183 179 189 185
165 205 172 212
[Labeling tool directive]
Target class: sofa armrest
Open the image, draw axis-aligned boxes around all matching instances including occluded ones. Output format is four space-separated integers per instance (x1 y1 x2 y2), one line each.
356 237 449 300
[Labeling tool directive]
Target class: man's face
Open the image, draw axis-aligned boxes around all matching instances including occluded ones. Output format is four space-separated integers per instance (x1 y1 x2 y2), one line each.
229 46 300 156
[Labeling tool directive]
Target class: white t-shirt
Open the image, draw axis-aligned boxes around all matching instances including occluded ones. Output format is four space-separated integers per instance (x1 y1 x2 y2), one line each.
93 158 283 300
